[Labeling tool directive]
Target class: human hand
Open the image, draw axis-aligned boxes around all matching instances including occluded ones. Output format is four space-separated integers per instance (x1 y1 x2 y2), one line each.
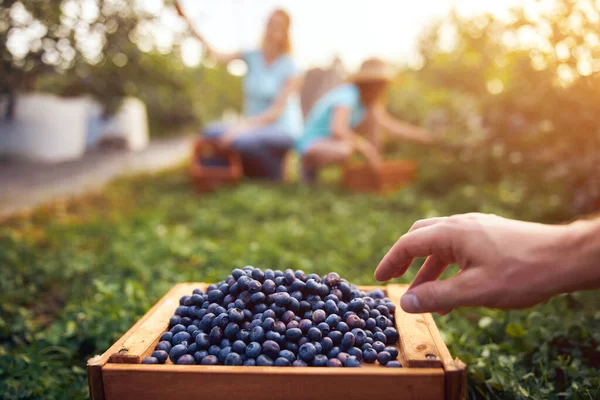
374 213 599 314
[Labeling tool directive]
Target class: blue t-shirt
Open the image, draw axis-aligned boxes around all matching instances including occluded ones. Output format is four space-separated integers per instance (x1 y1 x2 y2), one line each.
296 83 365 153
242 50 304 139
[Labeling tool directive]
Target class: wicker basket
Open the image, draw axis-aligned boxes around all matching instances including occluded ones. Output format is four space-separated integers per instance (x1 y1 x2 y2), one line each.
190 138 243 192
342 160 417 193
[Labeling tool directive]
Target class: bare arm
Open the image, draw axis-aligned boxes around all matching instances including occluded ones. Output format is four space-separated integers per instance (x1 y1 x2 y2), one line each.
374 106 435 145
175 1 241 64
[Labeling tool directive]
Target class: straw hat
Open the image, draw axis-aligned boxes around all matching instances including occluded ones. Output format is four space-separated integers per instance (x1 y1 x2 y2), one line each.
349 58 395 83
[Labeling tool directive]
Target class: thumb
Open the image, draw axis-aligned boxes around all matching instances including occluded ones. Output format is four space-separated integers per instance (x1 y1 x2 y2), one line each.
400 270 483 313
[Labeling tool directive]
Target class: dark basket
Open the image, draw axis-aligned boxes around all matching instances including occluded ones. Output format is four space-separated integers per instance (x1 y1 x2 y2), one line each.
342 160 417 193
190 138 243 192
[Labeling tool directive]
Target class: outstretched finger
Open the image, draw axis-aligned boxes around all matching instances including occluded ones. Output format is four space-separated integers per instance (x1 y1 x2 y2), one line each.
375 224 454 282
407 255 451 290
408 217 448 233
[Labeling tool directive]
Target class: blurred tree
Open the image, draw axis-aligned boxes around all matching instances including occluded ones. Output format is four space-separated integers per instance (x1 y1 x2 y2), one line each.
391 0 600 214
0 0 242 135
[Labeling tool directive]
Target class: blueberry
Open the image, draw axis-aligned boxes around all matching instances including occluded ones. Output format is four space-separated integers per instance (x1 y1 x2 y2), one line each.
248 280 262 293
325 314 341 328
228 308 245 323
327 358 343 367
307 327 322 342
193 350 208 364
175 306 190 318
384 346 399 360
156 341 172 353
387 361 402 368
299 343 317 362
237 276 251 291
160 332 173 342
311 301 326 312
262 279 276 295
173 331 192 346
250 319 262 330
274 276 284 286
171 324 186 334
286 320 300 330
299 319 313 333
337 352 350 363
232 340 246 354
339 282 352 299
348 298 365 312
262 317 275 331
306 279 321 294
152 350 168 364
361 343 373 352
274 357 291 366
328 331 342 345
374 332 387 345
324 300 339 315
384 328 399 344
271 304 286 316
377 351 392 365
262 309 276 320
264 269 275 281
193 288 204 295
366 318 377 331
290 291 303 301
256 355 274 366
187 343 198 354
218 346 232 364
243 309 253 320
236 329 250 343
266 331 282 343
284 342 299 353
281 311 295 324
312 354 328 367
274 292 291 306
320 337 334 353
331 289 343 301
299 301 311 313
352 328 367 346
201 355 219 365
224 322 240 339
336 322 349 334
285 328 303 342
209 326 224 344
225 353 243 365
246 342 262 358
199 314 215 332
142 356 159 364
262 340 281 359
170 316 182 327
208 345 221 357
250 326 265 342
230 284 240 297
251 269 265 282
327 347 341 359
169 344 188 363
273 321 287 334
323 272 341 287
346 314 365 329
278 349 296 363
312 341 323 354
207 290 224 304
283 270 295 285
312 310 326 324
344 355 361 368
338 301 348 314
363 348 378 363
244 358 257 366
232 268 245 279
317 322 330 336
292 360 308 367
290 280 306 292
348 347 363 361
253 303 267 314
341 332 355 350
223 295 235 306
250 292 266 304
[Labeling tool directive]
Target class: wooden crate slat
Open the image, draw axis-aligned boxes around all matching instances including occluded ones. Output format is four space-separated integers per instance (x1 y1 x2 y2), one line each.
108 283 206 364
103 364 445 400
387 284 442 368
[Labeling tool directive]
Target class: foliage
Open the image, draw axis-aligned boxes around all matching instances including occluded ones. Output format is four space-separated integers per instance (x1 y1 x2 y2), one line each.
388 0 600 214
0 0 242 134
1 168 599 399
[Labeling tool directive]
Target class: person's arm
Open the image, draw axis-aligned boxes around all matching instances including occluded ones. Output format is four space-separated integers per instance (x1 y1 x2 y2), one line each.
331 107 381 169
175 1 241 64
373 105 435 145
374 213 600 314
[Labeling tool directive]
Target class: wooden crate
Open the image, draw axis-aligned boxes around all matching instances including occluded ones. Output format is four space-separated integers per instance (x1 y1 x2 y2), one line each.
87 283 466 400
342 160 418 194
190 138 243 192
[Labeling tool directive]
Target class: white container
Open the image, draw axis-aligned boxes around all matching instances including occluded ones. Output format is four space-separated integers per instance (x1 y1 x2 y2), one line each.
0 93 88 162
86 97 149 151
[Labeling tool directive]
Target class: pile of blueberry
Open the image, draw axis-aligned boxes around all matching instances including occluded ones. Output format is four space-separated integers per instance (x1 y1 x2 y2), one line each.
143 267 401 368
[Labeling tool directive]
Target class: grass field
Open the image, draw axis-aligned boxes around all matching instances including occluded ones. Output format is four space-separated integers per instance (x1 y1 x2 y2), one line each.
1 168 599 399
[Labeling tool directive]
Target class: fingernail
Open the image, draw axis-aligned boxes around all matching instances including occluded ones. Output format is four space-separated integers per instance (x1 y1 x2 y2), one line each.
401 294 421 313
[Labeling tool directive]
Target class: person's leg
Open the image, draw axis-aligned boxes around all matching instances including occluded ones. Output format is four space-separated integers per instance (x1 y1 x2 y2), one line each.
232 126 295 180
300 138 353 183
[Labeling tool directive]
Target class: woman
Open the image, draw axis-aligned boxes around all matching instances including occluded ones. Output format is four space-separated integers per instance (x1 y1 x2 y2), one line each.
296 58 433 182
177 5 303 180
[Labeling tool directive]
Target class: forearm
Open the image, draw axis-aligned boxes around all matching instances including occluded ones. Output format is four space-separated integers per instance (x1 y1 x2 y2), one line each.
551 218 600 294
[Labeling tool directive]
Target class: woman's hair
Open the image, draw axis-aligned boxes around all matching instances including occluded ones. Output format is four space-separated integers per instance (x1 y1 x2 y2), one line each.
262 9 292 54
356 81 389 107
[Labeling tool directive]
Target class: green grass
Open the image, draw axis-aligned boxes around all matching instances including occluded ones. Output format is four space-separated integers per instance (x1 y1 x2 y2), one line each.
1 168 599 399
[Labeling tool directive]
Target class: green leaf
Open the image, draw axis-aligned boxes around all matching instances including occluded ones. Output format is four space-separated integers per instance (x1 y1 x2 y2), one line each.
506 323 526 338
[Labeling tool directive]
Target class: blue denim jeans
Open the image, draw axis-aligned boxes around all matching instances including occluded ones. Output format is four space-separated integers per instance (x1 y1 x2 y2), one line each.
203 123 294 180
